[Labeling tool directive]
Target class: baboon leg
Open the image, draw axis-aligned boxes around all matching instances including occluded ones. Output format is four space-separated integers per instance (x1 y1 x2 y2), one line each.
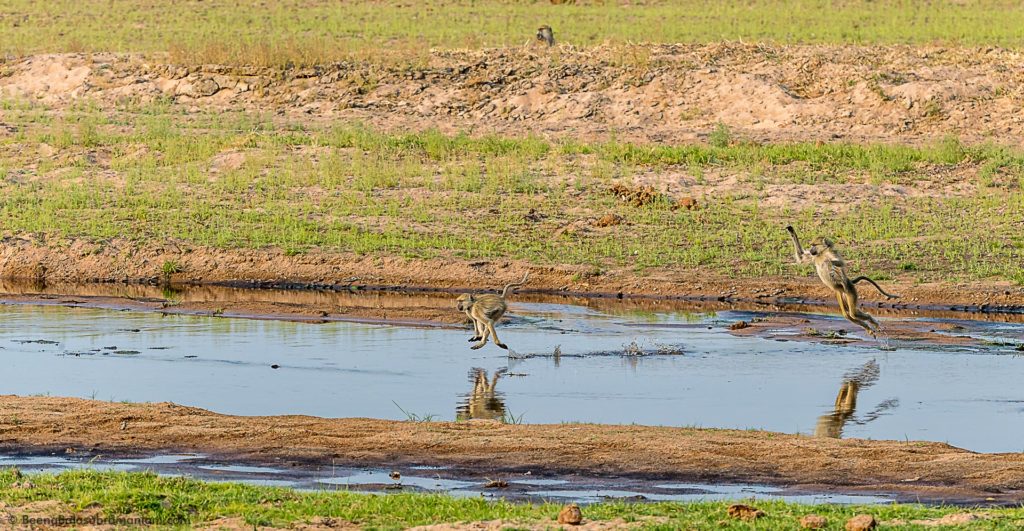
470 320 492 350
488 322 508 350
835 293 853 321
855 307 880 330
847 309 877 337
838 292 876 336
845 288 880 333
468 318 483 342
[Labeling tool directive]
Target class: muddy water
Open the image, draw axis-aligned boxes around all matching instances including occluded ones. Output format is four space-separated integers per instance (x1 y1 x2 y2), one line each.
2 297 1023 453
0 453 892 505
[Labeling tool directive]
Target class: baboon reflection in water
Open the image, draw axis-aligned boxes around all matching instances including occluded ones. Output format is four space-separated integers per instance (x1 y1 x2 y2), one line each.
815 359 899 438
456 368 508 421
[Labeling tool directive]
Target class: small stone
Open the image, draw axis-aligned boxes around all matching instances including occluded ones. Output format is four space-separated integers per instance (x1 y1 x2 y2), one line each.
677 196 699 210
801 514 828 529
190 78 220 97
727 504 765 520
845 514 877 531
593 213 623 227
557 503 583 525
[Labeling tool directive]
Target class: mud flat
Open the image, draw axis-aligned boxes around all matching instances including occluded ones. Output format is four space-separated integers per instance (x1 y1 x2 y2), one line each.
0 395 1022 505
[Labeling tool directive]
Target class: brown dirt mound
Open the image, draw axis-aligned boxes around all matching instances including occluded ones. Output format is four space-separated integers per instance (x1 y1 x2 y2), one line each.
3 44 1023 145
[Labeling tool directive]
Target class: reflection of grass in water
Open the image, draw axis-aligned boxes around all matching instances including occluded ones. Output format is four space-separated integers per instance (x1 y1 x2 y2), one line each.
2 108 1023 284
626 310 717 324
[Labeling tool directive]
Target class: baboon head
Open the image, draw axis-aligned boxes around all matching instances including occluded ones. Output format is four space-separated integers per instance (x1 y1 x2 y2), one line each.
806 237 834 256
536 25 555 46
455 293 476 312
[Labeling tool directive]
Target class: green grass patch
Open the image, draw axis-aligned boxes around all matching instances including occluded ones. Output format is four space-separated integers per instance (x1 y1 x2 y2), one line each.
1 101 1022 284
2 1 1024 66
1 469 1023 529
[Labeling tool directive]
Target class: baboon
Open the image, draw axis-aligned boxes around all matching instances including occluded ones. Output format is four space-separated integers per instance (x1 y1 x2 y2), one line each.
455 368 507 421
786 226 899 337
455 273 530 350
536 25 555 47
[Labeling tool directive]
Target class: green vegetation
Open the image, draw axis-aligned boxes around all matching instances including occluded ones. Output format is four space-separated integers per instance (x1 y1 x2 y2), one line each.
1 0 1023 66
1 98 1022 284
160 260 183 276
0 469 1022 529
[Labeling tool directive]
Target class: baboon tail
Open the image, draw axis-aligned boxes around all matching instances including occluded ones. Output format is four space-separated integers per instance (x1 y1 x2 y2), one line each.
850 276 900 299
500 272 531 298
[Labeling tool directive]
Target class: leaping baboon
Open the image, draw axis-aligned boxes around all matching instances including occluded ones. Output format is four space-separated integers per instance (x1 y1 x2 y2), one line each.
536 26 555 47
786 226 899 337
455 273 530 350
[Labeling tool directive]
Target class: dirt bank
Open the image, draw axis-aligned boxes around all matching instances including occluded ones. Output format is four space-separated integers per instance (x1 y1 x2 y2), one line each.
0 396 1021 504
2 45 1024 145
2 237 1024 318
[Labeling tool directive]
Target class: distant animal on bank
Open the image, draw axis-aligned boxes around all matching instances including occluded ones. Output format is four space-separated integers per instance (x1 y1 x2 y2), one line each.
536 25 555 47
786 226 899 337
455 273 530 350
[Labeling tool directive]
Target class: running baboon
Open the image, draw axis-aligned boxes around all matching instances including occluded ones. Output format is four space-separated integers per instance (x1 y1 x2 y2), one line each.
455 273 530 350
786 226 899 337
456 368 507 421
536 25 555 47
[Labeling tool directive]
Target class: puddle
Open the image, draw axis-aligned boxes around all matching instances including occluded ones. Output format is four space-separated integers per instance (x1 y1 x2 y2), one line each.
528 488 889 505
1 297 1023 452
319 471 476 491
0 452 894 505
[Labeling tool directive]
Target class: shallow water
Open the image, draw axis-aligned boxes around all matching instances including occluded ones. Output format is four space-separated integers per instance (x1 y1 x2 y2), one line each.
2 299 1023 452
0 453 892 505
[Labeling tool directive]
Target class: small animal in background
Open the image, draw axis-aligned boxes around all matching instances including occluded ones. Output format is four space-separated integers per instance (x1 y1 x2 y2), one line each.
455 273 530 350
786 226 899 337
536 25 555 47
558 503 583 525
